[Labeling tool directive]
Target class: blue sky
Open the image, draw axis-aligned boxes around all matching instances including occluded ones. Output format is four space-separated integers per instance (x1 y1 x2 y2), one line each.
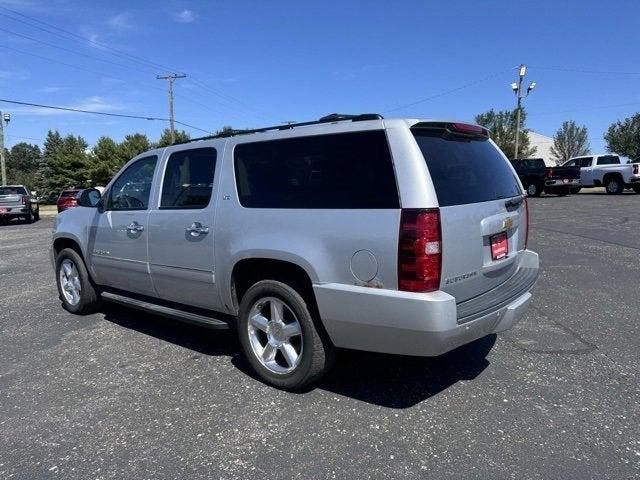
1 0 639 155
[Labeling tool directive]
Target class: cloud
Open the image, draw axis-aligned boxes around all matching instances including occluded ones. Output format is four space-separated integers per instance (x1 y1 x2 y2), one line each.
173 9 196 23
107 13 134 31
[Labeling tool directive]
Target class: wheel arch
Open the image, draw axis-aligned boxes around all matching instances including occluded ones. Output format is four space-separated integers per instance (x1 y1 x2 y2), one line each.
229 256 318 314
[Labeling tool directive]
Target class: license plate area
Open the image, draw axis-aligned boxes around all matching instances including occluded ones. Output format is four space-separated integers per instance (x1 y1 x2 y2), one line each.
490 232 508 260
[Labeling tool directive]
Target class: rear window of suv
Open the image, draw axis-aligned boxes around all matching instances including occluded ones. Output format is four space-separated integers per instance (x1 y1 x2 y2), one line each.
234 130 399 209
412 128 521 207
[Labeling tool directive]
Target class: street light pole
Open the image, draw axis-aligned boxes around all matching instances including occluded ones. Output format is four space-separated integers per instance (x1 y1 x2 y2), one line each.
0 111 6 186
511 64 536 160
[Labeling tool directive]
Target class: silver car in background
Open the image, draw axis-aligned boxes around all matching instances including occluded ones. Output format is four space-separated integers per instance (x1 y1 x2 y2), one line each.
51 113 539 389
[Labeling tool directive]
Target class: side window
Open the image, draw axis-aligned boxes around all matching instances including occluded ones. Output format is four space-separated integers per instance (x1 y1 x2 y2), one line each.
564 159 577 167
234 130 399 209
107 156 157 210
532 159 545 169
597 155 620 165
160 148 216 209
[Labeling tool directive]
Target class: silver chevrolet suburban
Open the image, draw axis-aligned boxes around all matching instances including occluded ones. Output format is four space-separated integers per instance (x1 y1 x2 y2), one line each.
52 114 539 389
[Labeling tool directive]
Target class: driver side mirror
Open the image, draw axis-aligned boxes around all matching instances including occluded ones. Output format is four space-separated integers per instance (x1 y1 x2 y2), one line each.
77 188 102 208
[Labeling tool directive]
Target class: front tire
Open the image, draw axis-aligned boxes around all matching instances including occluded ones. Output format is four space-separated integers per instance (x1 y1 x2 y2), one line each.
24 208 35 224
237 280 335 390
55 248 100 314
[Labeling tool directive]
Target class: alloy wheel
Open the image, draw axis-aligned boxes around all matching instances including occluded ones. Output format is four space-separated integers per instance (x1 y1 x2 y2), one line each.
247 296 303 374
59 259 81 306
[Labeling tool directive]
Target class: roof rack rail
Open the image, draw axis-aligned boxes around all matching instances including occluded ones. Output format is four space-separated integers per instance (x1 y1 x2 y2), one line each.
175 113 384 145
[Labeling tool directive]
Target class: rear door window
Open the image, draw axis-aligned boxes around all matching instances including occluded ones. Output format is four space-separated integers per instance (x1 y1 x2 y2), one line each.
0 186 27 195
412 129 521 207
160 148 216 209
234 131 399 208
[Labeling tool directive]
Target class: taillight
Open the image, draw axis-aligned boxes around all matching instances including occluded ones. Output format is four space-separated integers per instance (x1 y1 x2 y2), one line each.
398 209 442 293
524 197 530 249
546 167 554 177
633 164 639 175
21 195 27 206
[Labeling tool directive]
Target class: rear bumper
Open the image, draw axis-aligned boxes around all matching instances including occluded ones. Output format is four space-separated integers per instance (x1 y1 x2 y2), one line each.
545 179 579 187
313 250 539 357
0 206 29 216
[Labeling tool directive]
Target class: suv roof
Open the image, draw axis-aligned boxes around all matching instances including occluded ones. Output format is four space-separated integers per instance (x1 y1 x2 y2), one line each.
175 113 489 146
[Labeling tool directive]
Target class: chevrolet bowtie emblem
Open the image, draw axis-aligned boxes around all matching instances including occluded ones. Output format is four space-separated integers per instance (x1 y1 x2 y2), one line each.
502 218 514 230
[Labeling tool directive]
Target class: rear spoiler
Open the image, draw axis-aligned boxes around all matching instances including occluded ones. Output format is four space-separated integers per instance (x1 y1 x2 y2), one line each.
411 122 490 140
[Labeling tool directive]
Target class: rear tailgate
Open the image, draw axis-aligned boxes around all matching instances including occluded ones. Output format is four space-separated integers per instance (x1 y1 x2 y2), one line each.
547 166 580 180
411 123 527 303
0 186 27 208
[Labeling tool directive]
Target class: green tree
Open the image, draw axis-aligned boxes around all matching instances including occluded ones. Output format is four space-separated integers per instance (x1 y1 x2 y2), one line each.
475 108 536 159
549 120 590 164
215 125 234 136
120 133 152 160
87 136 121 186
156 128 190 147
5 142 42 187
604 113 640 160
39 130 90 199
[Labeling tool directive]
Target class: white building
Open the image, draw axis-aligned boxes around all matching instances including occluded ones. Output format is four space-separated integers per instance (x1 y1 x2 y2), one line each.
527 131 556 166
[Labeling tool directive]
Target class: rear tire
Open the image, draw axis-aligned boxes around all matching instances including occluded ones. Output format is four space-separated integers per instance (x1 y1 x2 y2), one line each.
605 176 624 195
633 185 640 194
24 208 35 224
55 248 101 314
570 187 581 194
33 207 40 221
526 181 542 197
237 280 335 390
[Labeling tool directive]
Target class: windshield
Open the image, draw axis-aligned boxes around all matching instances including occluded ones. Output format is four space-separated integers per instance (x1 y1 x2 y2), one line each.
0 186 27 195
412 129 521 207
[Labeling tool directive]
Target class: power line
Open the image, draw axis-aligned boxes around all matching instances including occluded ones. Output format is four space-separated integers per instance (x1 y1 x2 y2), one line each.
0 5 273 119
531 65 640 76
530 101 640 117
383 67 517 113
0 98 211 134
0 26 157 76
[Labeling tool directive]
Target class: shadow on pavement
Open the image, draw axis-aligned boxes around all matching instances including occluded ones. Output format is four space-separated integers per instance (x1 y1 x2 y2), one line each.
103 303 495 409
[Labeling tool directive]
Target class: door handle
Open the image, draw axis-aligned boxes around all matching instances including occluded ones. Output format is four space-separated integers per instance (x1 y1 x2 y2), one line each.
186 222 209 236
126 221 144 233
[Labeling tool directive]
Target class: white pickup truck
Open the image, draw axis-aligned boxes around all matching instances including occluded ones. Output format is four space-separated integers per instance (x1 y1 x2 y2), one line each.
562 154 640 194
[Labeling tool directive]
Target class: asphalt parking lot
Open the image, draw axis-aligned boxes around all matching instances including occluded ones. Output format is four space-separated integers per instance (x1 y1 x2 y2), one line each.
1 193 639 479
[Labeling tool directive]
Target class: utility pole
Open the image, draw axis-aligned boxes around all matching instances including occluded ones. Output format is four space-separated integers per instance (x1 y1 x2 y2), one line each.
0 111 7 186
157 73 186 144
511 64 536 159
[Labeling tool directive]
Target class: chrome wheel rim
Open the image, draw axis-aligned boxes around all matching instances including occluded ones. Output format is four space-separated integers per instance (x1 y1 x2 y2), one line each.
59 259 81 306
247 297 303 374
527 184 537 196
607 181 618 193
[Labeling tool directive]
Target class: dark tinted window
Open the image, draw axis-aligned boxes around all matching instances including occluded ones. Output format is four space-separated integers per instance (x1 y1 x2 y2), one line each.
0 186 27 195
412 130 521 207
597 155 620 165
108 156 157 210
563 159 579 167
161 148 216 209
530 159 545 169
60 190 79 198
234 131 399 209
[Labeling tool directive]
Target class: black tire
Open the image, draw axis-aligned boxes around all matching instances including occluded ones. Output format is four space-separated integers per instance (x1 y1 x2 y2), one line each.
570 187 581 194
55 248 101 314
237 280 335 390
24 208 35 224
557 188 570 197
526 181 542 197
632 185 640 194
33 207 40 221
605 176 624 195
